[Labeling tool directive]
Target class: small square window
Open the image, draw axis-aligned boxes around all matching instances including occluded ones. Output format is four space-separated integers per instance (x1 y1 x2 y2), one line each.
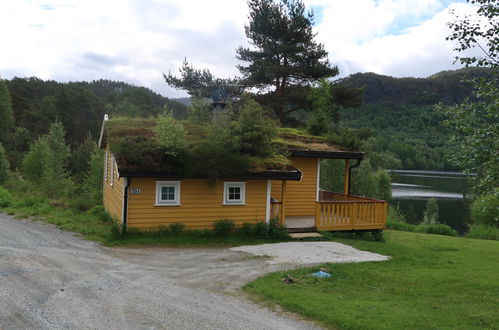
223 182 245 205
156 181 180 206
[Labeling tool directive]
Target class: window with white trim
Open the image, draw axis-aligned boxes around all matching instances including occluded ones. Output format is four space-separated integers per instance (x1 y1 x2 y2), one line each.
155 181 181 206
223 182 246 205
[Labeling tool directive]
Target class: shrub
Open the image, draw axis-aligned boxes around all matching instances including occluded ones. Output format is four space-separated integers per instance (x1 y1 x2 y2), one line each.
169 223 185 235
0 186 13 207
253 221 268 238
267 217 288 239
422 198 439 225
214 219 235 237
466 224 499 240
419 223 457 236
387 216 457 237
387 205 406 223
239 222 255 237
471 190 499 227
110 222 124 239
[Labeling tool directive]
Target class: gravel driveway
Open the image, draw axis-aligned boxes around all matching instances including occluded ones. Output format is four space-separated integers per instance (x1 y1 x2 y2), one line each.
0 213 386 329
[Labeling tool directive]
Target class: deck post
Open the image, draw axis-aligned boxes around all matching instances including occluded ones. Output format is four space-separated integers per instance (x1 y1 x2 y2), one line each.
280 180 287 227
343 159 350 195
315 202 321 228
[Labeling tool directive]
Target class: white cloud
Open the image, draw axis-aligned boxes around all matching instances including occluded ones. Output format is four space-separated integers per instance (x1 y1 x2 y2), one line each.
0 0 480 97
0 0 248 97
311 1 480 78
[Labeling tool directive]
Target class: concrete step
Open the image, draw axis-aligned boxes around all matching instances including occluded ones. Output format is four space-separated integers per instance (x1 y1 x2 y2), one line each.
289 232 323 239
287 227 317 233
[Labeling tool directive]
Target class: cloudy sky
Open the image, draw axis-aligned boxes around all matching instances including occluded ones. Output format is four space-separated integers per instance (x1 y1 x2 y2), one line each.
0 0 479 97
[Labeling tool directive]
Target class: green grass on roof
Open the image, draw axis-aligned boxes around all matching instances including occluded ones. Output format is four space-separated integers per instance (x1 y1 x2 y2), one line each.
104 117 348 176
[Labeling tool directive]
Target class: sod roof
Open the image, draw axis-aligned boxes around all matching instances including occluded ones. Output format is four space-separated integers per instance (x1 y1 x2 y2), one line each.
100 117 362 179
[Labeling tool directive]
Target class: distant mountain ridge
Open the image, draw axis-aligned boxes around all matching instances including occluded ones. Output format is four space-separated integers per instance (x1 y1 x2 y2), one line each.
338 67 494 105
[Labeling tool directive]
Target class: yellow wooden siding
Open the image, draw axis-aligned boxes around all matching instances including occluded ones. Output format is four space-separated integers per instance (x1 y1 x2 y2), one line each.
271 157 318 216
127 178 267 230
102 150 123 223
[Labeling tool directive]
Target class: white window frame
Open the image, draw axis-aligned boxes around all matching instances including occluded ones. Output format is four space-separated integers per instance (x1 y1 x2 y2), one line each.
223 182 246 205
155 181 181 206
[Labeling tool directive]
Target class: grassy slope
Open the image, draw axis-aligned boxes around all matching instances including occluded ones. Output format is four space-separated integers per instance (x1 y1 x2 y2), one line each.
245 230 499 329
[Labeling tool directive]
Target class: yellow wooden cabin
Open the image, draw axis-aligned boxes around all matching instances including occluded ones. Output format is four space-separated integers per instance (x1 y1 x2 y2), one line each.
99 116 387 233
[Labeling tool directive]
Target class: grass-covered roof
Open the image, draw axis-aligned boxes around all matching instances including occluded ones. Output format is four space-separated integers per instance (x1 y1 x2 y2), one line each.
102 117 360 179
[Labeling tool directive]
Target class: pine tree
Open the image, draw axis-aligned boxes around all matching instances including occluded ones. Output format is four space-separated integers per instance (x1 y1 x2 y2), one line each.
0 143 10 185
0 79 13 144
236 0 338 121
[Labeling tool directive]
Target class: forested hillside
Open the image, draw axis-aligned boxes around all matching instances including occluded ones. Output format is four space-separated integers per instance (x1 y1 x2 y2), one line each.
4 78 187 167
337 67 495 170
2 67 493 171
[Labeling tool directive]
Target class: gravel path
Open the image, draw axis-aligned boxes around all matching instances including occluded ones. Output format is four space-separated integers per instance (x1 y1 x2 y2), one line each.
0 213 387 329
231 242 389 265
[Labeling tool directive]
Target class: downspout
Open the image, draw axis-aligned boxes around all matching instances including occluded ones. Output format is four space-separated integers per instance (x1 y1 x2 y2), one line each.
122 177 131 233
348 159 362 195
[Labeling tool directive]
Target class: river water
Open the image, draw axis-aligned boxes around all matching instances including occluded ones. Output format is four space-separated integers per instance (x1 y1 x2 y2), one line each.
389 170 470 234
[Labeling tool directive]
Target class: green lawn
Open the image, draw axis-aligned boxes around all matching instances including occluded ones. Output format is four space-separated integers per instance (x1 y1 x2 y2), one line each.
245 230 499 330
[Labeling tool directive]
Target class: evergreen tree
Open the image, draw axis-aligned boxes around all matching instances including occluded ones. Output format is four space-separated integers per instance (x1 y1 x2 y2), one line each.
423 198 440 225
351 160 377 198
72 132 98 178
188 95 211 124
375 169 392 201
22 137 50 183
0 143 10 185
307 79 335 135
22 121 72 198
236 0 338 121
164 59 240 98
0 79 13 144
228 97 277 157
153 114 186 157
83 149 104 204
43 121 72 198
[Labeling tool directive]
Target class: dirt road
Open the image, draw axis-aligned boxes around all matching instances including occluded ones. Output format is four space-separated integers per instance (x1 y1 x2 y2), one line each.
0 214 322 329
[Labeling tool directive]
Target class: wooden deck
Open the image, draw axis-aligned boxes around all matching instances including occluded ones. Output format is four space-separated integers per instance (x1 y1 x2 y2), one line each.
272 191 387 232
315 191 387 231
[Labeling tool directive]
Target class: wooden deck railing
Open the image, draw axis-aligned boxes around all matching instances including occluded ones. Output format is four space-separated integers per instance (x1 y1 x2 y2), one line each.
315 191 387 231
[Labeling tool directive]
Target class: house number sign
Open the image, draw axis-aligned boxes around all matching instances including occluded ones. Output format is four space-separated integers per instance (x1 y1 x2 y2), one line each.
130 188 142 195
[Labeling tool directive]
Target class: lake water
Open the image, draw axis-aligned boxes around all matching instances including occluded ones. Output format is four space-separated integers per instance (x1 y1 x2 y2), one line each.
388 170 471 234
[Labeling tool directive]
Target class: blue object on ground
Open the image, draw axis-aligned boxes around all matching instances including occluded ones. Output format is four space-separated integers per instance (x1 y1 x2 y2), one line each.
311 271 331 278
